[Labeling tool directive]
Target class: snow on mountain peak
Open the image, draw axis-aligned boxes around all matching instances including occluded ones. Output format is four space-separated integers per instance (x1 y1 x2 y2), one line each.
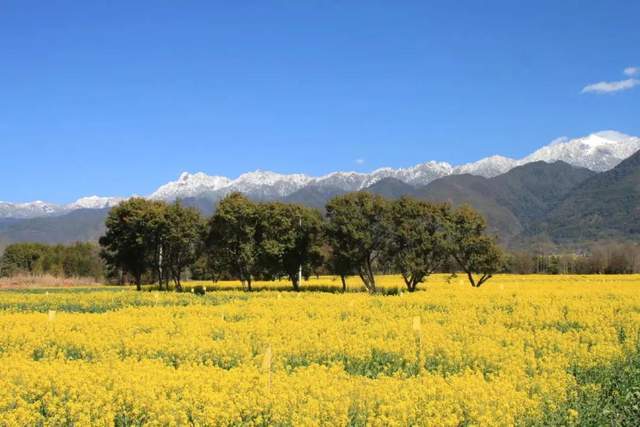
0 200 63 219
593 130 631 142
454 155 518 178
231 170 313 198
522 131 640 171
67 196 125 210
234 170 310 187
150 172 232 201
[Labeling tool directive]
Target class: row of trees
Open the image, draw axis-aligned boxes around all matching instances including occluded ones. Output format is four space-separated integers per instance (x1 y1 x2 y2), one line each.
0 242 103 279
507 243 640 274
99 192 504 292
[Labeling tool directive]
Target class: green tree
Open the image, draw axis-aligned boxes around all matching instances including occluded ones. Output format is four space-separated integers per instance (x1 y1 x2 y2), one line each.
206 193 260 291
99 198 165 290
0 243 48 276
1 242 104 280
62 242 104 279
387 197 450 292
257 202 324 291
447 205 503 287
326 246 354 292
163 202 204 291
325 192 390 293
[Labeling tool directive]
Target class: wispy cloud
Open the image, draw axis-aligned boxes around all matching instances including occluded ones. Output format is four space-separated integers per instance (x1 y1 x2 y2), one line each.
355 158 365 165
582 66 640 94
582 79 639 94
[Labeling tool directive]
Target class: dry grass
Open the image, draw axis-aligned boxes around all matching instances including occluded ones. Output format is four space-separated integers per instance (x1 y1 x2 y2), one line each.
0 274 101 289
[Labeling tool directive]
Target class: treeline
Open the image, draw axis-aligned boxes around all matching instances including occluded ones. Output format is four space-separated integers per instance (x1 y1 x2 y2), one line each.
507 243 640 274
0 242 103 279
99 192 503 292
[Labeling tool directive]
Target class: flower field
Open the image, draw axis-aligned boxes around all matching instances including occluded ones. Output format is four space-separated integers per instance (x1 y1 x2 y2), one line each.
0 275 639 426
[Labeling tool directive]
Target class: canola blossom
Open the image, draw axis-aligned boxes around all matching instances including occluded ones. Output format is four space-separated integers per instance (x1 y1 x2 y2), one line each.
0 274 639 425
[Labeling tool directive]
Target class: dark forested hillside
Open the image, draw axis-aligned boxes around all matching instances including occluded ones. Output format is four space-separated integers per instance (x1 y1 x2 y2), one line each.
539 150 640 243
415 161 596 245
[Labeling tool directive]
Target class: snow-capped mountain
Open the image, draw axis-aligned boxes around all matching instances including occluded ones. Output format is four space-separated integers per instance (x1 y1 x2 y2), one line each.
150 170 312 202
0 201 64 219
147 130 639 201
67 196 126 210
1 130 639 219
520 131 640 172
0 197 126 219
454 155 519 178
230 170 312 199
150 172 231 201
363 161 455 188
311 172 369 192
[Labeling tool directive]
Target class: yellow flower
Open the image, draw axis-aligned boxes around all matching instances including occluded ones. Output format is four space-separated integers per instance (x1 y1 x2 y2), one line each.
0 274 637 424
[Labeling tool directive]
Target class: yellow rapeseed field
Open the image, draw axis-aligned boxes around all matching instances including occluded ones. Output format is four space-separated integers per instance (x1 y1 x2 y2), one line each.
0 275 639 426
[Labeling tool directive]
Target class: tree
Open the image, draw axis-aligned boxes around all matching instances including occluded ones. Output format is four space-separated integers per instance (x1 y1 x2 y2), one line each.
163 202 204 291
99 198 166 290
447 205 503 287
0 243 47 276
386 197 450 292
326 245 354 292
325 192 390 293
256 202 324 291
62 242 104 279
206 193 260 291
143 200 170 289
0 242 104 280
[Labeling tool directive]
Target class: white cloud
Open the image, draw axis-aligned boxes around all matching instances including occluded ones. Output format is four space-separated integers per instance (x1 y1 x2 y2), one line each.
581 78 639 94
582 66 640 94
355 158 365 165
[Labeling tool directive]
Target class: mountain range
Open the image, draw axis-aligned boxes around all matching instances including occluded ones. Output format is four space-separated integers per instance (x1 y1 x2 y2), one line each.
0 130 639 251
1 130 638 219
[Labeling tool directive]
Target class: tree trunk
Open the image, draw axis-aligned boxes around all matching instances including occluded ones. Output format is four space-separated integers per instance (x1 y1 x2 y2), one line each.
476 274 491 287
340 275 347 292
402 273 413 292
174 271 183 292
365 258 376 293
135 274 142 291
290 275 300 292
358 271 372 293
467 272 477 287
359 271 376 294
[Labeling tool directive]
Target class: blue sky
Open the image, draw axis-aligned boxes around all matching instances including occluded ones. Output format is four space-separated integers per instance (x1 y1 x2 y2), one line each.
1 1 638 203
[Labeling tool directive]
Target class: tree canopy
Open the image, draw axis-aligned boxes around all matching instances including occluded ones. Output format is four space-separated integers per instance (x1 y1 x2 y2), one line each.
325 192 390 293
386 197 451 291
447 205 504 287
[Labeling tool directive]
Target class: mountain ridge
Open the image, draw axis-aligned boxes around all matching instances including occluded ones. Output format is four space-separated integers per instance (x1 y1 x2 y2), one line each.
1 130 638 219
0 155 638 251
